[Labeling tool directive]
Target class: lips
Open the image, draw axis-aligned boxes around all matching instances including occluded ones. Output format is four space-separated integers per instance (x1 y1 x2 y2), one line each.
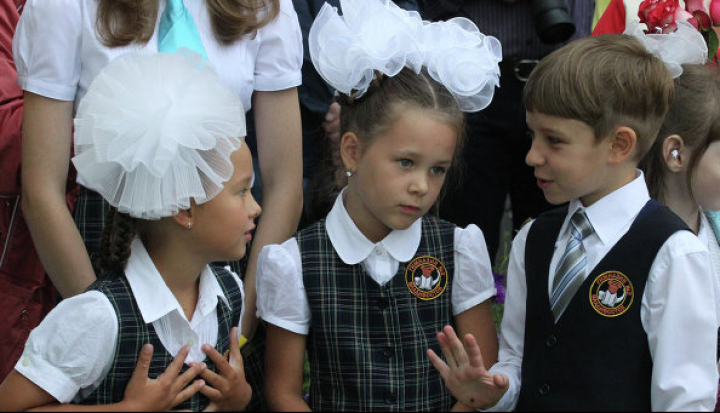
400 205 421 214
536 177 553 189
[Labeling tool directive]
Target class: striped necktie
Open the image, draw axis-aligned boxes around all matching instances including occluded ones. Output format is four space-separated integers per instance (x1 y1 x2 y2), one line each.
550 209 594 322
158 0 207 59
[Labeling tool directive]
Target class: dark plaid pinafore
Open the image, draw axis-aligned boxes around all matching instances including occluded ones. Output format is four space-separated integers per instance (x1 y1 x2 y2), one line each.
73 187 268 411
297 215 456 412
79 265 242 411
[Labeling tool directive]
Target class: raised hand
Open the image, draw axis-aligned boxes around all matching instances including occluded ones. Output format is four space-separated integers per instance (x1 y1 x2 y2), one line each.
199 327 252 412
122 344 207 411
427 326 509 410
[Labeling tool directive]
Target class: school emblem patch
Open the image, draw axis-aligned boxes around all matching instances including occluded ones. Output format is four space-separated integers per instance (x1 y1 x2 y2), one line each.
589 271 634 317
405 256 448 301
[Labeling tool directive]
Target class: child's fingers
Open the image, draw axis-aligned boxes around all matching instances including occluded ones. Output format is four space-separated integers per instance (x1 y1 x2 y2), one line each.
444 327 470 367
199 367 224 390
228 327 244 371
202 344 232 377
171 379 205 408
172 362 206 394
463 333 487 371
438 332 458 370
199 383 223 401
131 344 153 380
427 349 450 378
162 346 191 379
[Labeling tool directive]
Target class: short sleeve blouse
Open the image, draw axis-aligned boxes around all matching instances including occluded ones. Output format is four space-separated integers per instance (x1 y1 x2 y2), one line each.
13 0 303 113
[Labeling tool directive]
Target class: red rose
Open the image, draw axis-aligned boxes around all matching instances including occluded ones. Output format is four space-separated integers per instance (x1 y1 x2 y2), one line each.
639 0 693 33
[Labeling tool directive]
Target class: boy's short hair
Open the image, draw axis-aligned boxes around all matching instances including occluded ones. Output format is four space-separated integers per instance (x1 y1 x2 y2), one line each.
523 34 674 160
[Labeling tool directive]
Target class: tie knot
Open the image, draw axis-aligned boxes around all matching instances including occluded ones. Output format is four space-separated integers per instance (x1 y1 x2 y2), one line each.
570 210 594 241
165 0 185 17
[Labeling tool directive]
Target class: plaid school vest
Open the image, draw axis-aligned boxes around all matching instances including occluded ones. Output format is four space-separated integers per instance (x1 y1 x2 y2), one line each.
298 215 456 412
80 265 243 411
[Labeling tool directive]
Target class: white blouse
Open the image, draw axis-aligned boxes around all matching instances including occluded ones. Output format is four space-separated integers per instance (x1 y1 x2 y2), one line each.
13 0 303 113
256 189 497 336
488 172 720 412
14 238 244 404
701 213 720 296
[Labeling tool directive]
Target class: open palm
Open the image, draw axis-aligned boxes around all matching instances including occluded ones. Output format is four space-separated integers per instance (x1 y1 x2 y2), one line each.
427 326 509 410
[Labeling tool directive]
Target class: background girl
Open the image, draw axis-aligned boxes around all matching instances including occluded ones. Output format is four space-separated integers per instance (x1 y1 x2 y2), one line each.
641 63 720 281
0 52 259 411
256 0 502 410
13 1 302 406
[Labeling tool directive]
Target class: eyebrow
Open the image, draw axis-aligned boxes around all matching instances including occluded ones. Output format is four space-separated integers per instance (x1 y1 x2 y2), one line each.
393 149 452 165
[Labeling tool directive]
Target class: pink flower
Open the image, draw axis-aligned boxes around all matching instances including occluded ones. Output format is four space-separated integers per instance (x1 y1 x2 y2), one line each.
685 0 714 29
639 0 693 33
711 0 720 25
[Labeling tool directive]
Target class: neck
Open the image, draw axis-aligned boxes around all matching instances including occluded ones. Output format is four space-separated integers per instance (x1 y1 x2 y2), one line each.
660 176 700 235
343 186 391 244
143 232 205 321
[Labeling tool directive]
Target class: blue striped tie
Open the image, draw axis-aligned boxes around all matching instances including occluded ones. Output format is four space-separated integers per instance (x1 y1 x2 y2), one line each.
158 0 207 59
550 209 594 322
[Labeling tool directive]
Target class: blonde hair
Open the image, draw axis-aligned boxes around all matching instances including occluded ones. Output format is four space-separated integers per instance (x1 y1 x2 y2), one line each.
96 0 279 46
523 34 674 160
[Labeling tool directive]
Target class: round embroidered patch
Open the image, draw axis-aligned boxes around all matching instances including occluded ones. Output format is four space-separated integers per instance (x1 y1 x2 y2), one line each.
405 256 448 301
589 271 634 317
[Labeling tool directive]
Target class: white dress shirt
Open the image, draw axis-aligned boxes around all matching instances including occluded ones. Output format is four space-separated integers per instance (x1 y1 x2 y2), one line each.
488 171 719 412
256 189 497 335
701 212 720 285
13 0 302 114
14 238 244 404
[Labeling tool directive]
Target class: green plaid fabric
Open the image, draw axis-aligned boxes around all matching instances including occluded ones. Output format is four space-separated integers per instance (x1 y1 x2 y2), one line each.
298 215 456 412
73 187 111 266
80 265 242 411
212 257 268 412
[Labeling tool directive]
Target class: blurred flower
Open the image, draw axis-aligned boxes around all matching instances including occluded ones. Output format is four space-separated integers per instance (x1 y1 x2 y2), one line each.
638 0 719 63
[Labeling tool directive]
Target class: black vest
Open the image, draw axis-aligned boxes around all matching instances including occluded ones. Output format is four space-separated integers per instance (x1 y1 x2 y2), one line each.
298 215 456 411
80 265 243 411
516 200 689 412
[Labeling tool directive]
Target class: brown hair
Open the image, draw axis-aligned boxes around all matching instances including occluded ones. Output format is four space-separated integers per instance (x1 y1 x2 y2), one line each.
305 68 466 221
97 207 139 275
523 34 674 161
96 0 280 47
641 64 720 202
339 67 465 165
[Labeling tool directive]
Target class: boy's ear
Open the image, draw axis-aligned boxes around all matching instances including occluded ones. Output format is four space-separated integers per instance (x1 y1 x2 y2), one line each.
172 206 195 230
661 135 686 172
607 126 637 165
340 132 362 173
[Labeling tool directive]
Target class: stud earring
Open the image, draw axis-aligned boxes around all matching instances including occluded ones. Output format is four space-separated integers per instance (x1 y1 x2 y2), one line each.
346 170 353 178
187 222 193 229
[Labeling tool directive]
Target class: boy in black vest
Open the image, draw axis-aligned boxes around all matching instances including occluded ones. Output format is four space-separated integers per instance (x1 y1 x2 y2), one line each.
428 34 719 411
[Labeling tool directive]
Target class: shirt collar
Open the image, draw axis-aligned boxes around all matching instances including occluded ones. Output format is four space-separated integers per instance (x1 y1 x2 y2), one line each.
125 237 230 324
564 170 650 246
326 188 422 265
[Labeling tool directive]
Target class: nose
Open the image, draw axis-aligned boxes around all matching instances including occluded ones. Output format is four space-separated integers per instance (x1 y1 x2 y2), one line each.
409 172 429 196
525 139 545 168
250 193 262 219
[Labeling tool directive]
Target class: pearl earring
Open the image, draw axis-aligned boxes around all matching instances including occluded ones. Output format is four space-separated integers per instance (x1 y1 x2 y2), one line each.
346 170 353 178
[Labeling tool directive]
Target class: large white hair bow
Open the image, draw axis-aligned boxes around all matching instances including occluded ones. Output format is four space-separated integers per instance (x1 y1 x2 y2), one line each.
624 19 709 78
72 51 246 220
309 0 502 112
